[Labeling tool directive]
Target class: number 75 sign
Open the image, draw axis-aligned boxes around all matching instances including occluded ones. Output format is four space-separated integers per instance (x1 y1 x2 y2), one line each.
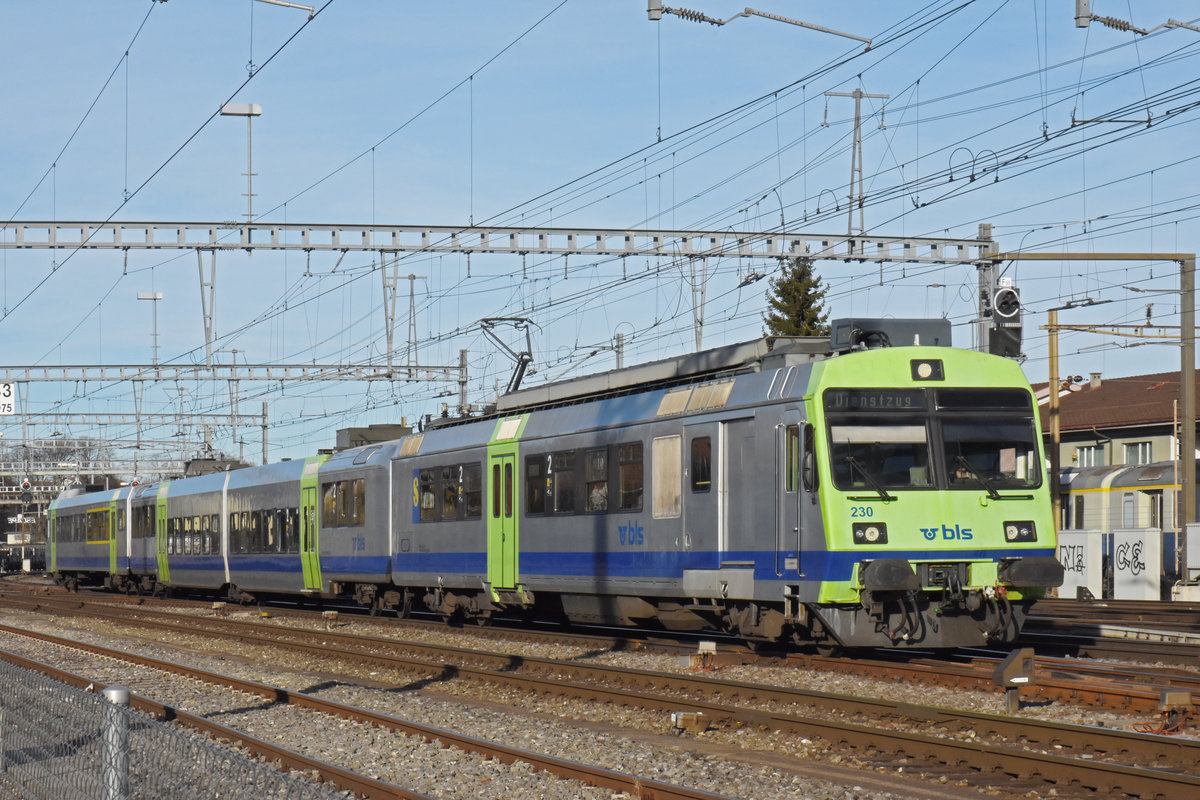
0 382 14 415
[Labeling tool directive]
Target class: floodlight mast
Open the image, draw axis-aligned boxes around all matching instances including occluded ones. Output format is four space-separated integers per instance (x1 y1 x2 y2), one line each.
648 1 871 48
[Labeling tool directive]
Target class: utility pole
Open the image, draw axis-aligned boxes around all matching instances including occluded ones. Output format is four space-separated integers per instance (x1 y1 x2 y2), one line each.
690 257 708 351
406 273 426 378
823 88 889 236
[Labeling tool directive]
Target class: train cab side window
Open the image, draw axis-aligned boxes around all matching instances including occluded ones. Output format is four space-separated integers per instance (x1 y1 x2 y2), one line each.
1072 495 1085 530
552 451 576 514
802 423 817 493
462 464 482 519
525 457 546 515
419 469 438 522
784 426 799 492
617 442 644 511
690 437 712 493
586 449 608 513
652 435 683 519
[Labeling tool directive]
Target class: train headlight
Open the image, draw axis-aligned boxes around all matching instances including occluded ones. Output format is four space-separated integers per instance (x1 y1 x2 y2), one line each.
853 522 888 544
1003 521 1036 543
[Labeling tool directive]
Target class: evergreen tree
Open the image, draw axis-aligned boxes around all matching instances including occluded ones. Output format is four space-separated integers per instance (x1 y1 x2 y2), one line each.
763 257 830 336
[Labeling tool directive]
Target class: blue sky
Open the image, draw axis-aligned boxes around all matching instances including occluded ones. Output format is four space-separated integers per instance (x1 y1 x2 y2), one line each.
2 1 1199 466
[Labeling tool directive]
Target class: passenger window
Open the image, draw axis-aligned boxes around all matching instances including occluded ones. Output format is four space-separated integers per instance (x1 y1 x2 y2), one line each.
322 482 338 527
617 442 643 511
525 457 546 515
442 466 459 520
690 437 712 493
586 449 608 513
652 436 682 519
352 479 366 526
552 451 576 514
462 464 482 519
419 469 437 522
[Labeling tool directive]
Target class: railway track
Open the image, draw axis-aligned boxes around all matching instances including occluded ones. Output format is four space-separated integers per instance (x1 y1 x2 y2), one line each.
4 593 1199 799
0 625 732 800
6 586 1197 715
1024 598 1200 663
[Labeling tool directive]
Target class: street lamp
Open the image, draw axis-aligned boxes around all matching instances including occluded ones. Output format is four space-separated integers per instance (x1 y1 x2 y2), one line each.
137 291 163 366
219 102 263 225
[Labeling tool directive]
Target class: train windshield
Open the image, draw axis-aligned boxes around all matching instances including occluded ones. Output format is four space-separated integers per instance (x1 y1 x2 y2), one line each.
828 423 932 490
941 419 1040 490
824 386 1041 493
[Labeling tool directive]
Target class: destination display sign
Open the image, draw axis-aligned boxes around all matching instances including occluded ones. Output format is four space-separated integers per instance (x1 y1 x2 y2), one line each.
823 388 926 411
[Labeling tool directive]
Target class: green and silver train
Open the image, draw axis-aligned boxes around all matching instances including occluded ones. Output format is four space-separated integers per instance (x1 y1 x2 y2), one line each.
50 318 1062 650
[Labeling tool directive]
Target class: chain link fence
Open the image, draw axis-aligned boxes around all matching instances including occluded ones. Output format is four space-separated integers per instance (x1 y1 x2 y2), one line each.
0 658 345 800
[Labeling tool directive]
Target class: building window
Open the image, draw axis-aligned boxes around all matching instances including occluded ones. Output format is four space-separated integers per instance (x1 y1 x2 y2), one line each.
1075 445 1103 468
1123 441 1152 465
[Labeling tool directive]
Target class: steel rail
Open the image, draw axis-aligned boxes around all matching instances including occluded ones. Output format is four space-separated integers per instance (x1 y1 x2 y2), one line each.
5 597 1200 798
0 623 734 800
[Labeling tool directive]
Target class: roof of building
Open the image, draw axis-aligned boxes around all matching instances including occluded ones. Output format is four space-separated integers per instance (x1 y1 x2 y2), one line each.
1033 370 1196 432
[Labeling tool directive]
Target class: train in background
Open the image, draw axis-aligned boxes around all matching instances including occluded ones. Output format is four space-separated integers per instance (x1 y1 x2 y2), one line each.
49 318 1063 650
1059 460 1200 599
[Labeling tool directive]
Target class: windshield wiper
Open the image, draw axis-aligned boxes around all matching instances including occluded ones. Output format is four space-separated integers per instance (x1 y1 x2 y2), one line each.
845 455 896 501
952 455 1018 500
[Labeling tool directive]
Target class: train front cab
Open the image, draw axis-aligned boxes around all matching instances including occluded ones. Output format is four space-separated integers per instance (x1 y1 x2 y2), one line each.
803 347 1064 649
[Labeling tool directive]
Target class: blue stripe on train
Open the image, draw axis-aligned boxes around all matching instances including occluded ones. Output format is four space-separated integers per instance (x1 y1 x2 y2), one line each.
394 547 1056 582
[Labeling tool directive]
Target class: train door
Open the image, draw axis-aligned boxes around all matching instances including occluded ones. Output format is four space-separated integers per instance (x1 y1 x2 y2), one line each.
300 485 322 591
299 454 328 592
776 416 803 576
48 504 57 573
487 451 518 589
683 422 722 570
155 482 171 583
107 494 120 576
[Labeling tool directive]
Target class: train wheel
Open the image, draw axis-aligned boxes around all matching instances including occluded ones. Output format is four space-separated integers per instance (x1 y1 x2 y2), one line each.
815 641 842 657
368 597 383 617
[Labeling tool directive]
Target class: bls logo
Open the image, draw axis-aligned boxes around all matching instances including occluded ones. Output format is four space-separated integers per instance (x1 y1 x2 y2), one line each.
921 524 973 541
618 520 644 546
